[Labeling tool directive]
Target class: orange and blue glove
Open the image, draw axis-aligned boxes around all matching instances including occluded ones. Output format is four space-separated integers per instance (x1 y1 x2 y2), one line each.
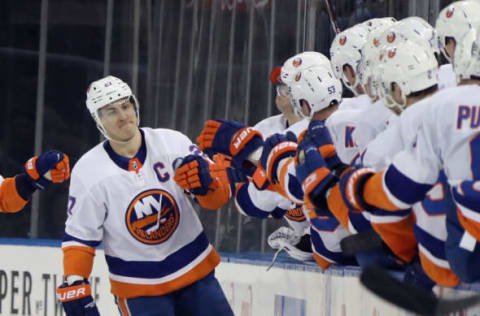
57 279 100 316
174 155 215 196
305 120 343 170
196 120 263 175
295 131 338 214
23 150 70 190
259 131 297 184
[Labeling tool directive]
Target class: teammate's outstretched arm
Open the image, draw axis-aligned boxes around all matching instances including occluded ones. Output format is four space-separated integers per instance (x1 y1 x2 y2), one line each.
295 131 432 218
0 150 70 213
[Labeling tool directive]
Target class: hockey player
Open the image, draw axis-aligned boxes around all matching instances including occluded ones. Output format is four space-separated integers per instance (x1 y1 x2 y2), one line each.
436 0 480 64
295 26 480 284
242 51 332 262
327 18 398 165
197 64 358 269
0 151 70 214
435 0 480 88
56 76 233 316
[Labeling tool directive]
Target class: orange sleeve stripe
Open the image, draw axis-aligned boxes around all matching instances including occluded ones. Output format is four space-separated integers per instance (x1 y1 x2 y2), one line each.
112 248 220 298
327 185 353 233
418 251 459 287
457 209 480 241
0 177 28 213
63 246 95 278
313 253 332 270
371 213 417 263
363 171 400 211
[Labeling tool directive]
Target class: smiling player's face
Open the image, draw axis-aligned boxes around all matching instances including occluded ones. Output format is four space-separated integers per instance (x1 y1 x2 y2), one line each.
99 97 138 142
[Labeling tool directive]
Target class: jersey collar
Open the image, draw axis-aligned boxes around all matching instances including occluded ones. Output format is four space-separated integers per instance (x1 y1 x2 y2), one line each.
103 129 147 172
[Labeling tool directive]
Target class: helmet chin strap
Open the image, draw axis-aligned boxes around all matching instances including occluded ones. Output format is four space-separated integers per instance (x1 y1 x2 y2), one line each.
96 123 139 145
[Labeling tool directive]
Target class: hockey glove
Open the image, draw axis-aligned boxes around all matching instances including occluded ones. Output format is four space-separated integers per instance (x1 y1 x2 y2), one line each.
306 120 343 170
267 226 313 262
196 120 264 173
24 150 70 190
295 132 337 213
57 279 100 316
211 153 247 192
259 132 297 184
337 167 376 211
174 155 215 196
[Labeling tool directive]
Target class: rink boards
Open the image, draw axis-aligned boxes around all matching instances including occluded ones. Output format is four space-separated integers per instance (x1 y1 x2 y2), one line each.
0 239 479 316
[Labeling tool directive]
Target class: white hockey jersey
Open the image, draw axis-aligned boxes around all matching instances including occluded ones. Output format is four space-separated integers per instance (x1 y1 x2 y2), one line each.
388 85 480 192
62 128 220 298
378 84 480 285
253 113 308 138
326 98 397 165
438 63 456 91
253 114 288 137
235 115 310 235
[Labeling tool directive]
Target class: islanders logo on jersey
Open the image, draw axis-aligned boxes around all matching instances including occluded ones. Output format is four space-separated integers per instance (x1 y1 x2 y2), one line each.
125 189 180 245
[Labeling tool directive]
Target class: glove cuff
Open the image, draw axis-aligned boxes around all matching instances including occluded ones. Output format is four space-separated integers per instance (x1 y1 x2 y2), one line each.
24 156 40 180
14 174 37 200
230 127 263 156
302 167 338 211
266 141 297 183
231 136 264 172
57 280 92 303
339 167 376 211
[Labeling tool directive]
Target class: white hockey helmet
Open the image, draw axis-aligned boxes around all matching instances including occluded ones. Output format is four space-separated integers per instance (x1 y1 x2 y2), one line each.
330 23 369 95
381 17 440 57
280 51 331 85
453 26 480 83
378 40 439 114
436 1 480 62
86 75 140 138
358 20 398 102
289 65 343 120
362 17 397 33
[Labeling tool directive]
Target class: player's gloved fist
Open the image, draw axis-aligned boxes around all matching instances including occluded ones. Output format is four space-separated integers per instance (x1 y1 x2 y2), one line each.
57 279 100 316
174 155 214 196
196 120 264 172
260 132 297 184
306 120 342 169
337 167 375 211
24 150 70 189
295 133 337 213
